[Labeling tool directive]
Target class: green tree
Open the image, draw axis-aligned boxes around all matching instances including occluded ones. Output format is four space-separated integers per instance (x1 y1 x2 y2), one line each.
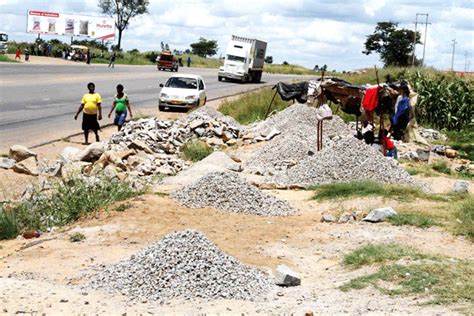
264 56 273 64
363 21 421 67
190 38 218 57
98 0 149 50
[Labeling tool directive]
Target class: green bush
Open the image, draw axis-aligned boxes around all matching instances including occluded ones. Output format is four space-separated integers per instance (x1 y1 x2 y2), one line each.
0 177 142 239
181 140 213 162
431 161 451 175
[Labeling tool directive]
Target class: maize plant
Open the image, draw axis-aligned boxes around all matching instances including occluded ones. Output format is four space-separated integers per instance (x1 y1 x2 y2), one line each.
408 72 473 131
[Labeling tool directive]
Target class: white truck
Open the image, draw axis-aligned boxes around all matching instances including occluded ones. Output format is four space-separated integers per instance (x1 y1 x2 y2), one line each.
0 32 8 54
218 35 267 83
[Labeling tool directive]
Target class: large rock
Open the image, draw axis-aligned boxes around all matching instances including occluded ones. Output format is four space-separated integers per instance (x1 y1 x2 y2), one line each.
275 264 301 286
363 207 397 223
416 149 430 162
0 157 16 169
12 156 38 176
60 146 82 161
9 145 37 162
453 180 469 193
321 213 337 223
75 143 105 162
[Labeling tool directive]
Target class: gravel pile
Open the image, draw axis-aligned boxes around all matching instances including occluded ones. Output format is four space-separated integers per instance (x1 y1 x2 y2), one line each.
270 136 421 188
249 103 351 138
171 171 295 216
89 230 273 302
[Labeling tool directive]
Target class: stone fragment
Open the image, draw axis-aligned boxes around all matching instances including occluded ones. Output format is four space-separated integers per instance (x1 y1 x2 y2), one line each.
321 213 337 223
226 139 238 146
415 149 430 162
222 131 234 142
207 137 224 146
338 212 356 223
13 156 38 176
363 207 397 223
189 119 205 130
453 180 469 193
128 140 153 154
445 148 457 158
275 264 301 286
75 143 105 162
9 145 37 162
0 157 16 169
194 127 205 137
265 128 281 141
60 146 81 161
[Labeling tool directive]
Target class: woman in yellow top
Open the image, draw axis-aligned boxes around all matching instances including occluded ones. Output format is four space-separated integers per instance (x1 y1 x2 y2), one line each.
74 82 102 144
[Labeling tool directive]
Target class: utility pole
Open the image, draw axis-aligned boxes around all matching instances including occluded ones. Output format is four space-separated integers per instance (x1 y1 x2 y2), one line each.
451 38 457 71
464 51 469 72
412 13 430 67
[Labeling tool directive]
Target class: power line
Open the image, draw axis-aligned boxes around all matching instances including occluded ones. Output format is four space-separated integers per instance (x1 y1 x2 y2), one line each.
412 13 431 67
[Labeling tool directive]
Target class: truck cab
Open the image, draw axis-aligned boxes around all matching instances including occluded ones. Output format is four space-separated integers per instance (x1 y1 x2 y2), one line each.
218 35 267 83
157 50 179 72
0 32 8 54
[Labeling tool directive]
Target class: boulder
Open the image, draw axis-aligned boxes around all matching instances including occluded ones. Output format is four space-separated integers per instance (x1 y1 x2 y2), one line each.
445 148 457 158
338 212 356 223
75 143 105 162
0 157 16 169
13 156 38 176
9 145 37 162
321 213 337 223
275 264 301 287
453 180 469 193
416 149 430 162
60 146 81 161
363 207 397 223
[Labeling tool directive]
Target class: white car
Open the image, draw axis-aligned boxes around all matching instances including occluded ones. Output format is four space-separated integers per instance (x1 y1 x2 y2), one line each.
158 74 207 111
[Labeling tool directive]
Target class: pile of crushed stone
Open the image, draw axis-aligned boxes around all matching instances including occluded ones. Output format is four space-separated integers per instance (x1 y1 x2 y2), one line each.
269 136 422 188
171 171 296 216
89 230 273 302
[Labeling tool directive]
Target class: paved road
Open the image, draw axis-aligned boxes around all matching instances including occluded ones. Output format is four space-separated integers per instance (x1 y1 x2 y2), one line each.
0 63 298 151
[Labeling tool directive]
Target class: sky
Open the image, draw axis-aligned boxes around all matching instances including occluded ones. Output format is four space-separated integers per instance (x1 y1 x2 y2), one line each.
0 0 473 71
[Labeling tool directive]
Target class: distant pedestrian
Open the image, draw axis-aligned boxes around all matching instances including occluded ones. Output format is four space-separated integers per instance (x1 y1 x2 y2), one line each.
178 56 183 67
108 84 133 131
15 47 21 60
187 56 191 67
74 82 102 145
108 51 116 68
86 50 91 64
24 47 30 62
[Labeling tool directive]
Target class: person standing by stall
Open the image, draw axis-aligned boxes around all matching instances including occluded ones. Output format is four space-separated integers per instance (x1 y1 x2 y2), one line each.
108 84 133 131
74 82 102 144
108 51 116 68
24 47 30 62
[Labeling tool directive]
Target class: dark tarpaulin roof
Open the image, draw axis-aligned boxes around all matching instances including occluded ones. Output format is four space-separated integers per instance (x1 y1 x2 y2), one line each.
273 81 309 104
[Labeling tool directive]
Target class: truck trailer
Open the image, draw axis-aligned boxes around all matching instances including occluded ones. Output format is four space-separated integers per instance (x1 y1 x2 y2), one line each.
0 32 8 54
218 35 267 83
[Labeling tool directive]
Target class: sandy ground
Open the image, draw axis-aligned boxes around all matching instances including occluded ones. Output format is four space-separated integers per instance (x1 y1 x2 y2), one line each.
0 191 472 314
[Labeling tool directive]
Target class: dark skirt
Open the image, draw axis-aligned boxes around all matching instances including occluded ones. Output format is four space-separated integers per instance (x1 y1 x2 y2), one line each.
82 113 100 131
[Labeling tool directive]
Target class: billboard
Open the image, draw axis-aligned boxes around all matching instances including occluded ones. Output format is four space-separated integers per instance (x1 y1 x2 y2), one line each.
26 10 115 40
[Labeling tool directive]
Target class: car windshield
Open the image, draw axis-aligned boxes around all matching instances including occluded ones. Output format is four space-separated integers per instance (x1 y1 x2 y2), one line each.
227 54 245 63
165 77 197 89
160 54 173 61
0 34 7 41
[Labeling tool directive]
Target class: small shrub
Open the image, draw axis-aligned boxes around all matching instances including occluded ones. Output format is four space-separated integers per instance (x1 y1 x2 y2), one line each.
181 140 213 162
431 161 451 175
69 232 86 242
343 243 434 268
0 210 19 240
388 212 438 228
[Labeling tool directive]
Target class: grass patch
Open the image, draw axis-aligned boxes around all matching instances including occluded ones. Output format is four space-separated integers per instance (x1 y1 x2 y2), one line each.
0 55 18 63
445 129 474 161
343 243 436 269
218 87 292 124
405 164 437 177
181 139 213 162
114 202 132 212
264 63 318 75
0 210 19 240
454 196 474 240
311 180 432 202
69 232 86 242
387 212 439 228
0 177 143 240
431 161 451 175
340 261 474 305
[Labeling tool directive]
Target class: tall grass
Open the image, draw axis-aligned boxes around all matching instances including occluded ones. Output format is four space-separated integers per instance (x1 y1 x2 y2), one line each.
0 55 18 63
455 196 474 240
0 177 142 240
264 63 318 75
218 87 293 124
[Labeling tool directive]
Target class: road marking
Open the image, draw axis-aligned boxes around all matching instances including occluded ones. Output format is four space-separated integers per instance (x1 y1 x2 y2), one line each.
42 98 51 101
